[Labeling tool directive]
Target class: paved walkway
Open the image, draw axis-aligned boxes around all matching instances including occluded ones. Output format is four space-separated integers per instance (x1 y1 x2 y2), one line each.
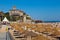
0 25 12 40
0 32 6 40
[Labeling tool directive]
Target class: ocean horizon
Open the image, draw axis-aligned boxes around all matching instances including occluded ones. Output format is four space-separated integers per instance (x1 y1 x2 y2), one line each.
44 21 60 23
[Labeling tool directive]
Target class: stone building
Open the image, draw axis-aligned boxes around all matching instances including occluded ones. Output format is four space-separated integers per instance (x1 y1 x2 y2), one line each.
9 6 32 23
9 6 24 21
9 6 23 16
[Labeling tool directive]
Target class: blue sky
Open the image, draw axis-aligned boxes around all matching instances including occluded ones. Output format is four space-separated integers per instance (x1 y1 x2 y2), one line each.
0 0 60 21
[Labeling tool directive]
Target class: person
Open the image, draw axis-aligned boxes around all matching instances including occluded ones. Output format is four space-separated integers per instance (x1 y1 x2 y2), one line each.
6 26 8 31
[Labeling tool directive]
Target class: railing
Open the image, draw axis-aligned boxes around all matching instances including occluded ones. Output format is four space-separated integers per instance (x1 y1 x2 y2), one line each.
6 31 14 40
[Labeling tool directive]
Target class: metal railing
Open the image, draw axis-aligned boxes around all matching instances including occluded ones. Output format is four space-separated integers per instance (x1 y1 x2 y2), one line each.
6 31 14 40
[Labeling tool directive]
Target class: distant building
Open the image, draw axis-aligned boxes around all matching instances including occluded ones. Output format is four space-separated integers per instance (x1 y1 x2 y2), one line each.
9 6 32 23
9 6 23 16
35 20 43 23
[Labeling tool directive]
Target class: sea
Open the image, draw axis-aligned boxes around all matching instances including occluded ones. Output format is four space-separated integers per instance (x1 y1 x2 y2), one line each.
44 21 60 23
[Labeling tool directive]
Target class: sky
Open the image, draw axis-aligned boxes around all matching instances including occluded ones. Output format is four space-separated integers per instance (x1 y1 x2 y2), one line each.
0 0 60 21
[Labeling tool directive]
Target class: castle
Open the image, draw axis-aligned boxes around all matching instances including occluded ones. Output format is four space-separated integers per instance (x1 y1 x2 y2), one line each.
0 6 33 23
9 6 32 23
